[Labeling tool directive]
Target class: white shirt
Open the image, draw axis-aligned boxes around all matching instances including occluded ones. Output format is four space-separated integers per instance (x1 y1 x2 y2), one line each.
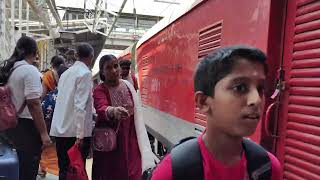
8 60 42 119
50 61 93 138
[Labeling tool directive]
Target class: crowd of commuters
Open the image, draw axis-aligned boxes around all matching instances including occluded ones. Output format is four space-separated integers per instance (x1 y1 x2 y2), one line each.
0 35 281 180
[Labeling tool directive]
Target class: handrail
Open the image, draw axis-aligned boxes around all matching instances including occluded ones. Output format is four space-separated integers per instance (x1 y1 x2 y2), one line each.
264 102 279 138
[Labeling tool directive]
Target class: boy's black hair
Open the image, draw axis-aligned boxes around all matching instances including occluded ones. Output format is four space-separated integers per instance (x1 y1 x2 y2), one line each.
194 45 267 96
76 43 94 59
119 59 131 67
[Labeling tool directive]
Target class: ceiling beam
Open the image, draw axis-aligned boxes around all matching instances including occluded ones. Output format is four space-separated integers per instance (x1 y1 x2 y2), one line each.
107 0 128 37
46 0 64 29
54 39 103 48
26 0 50 29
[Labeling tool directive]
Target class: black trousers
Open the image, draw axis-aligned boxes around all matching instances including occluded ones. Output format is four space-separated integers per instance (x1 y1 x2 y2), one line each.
55 137 91 180
6 118 42 180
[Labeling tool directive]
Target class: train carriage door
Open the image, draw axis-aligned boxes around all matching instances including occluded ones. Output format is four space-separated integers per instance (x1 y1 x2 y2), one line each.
276 0 320 179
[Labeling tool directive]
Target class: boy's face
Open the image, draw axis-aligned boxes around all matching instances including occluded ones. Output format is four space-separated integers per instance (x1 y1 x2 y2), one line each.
198 58 266 137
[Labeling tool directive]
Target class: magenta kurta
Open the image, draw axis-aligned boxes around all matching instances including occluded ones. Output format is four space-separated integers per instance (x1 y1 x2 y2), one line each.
92 82 142 180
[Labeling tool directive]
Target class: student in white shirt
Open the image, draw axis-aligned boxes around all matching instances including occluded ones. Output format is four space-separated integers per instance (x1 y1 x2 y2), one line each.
2 36 51 180
50 43 94 180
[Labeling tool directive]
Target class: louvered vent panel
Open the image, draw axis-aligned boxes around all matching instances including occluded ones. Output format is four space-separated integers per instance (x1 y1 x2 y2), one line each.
195 21 222 128
140 57 150 104
198 22 222 59
284 1 320 179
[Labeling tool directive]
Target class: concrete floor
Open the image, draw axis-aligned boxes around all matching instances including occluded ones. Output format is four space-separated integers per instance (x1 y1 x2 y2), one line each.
37 158 93 180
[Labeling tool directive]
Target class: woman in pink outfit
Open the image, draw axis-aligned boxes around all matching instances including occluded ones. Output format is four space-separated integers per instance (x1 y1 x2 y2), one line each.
92 55 155 180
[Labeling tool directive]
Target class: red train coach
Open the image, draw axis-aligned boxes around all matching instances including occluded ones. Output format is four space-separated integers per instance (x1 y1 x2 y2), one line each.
118 47 132 61
132 0 319 179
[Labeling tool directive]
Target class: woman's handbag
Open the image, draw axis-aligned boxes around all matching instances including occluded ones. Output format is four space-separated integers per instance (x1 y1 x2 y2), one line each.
92 121 121 152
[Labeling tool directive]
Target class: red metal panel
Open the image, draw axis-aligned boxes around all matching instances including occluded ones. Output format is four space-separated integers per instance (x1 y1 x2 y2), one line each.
290 87 320 96
277 0 320 178
295 8 320 25
289 78 320 86
295 19 320 33
286 130 320 148
285 153 320 173
284 155 320 177
284 163 320 179
290 67 320 77
275 0 297 168
199 27 222 41
194 21 222 128
288 113 320 126
287 122 320 137
289 95 320 106
283 171 304 180
198 22 222 57
195 108 207 127
296 1 320 16
288 104 320 116
297 0 318 7
199 33 221 44
292 48 320 59
291 58 320 68
286 138 320 157
293 29 320 43
199 39 220 53
294 39 320 51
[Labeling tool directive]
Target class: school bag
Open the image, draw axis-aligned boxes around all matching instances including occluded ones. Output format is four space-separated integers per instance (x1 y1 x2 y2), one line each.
0 64 27 131
170 137 272 180
143 137 272 180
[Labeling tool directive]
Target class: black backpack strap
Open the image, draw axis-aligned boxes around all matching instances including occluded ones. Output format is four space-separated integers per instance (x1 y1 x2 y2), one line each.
242 138 272 180
171 138 203 180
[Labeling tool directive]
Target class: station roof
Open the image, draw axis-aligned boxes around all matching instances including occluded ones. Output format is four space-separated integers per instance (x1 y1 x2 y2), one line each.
55 0 187 17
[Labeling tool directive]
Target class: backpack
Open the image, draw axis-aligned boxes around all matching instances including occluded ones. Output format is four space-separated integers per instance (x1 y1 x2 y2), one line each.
170 137 272 180
143 137 272 180
0 64 27 131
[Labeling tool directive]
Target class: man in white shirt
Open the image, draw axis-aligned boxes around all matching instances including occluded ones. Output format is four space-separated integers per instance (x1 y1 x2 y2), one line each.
50 43 94 180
